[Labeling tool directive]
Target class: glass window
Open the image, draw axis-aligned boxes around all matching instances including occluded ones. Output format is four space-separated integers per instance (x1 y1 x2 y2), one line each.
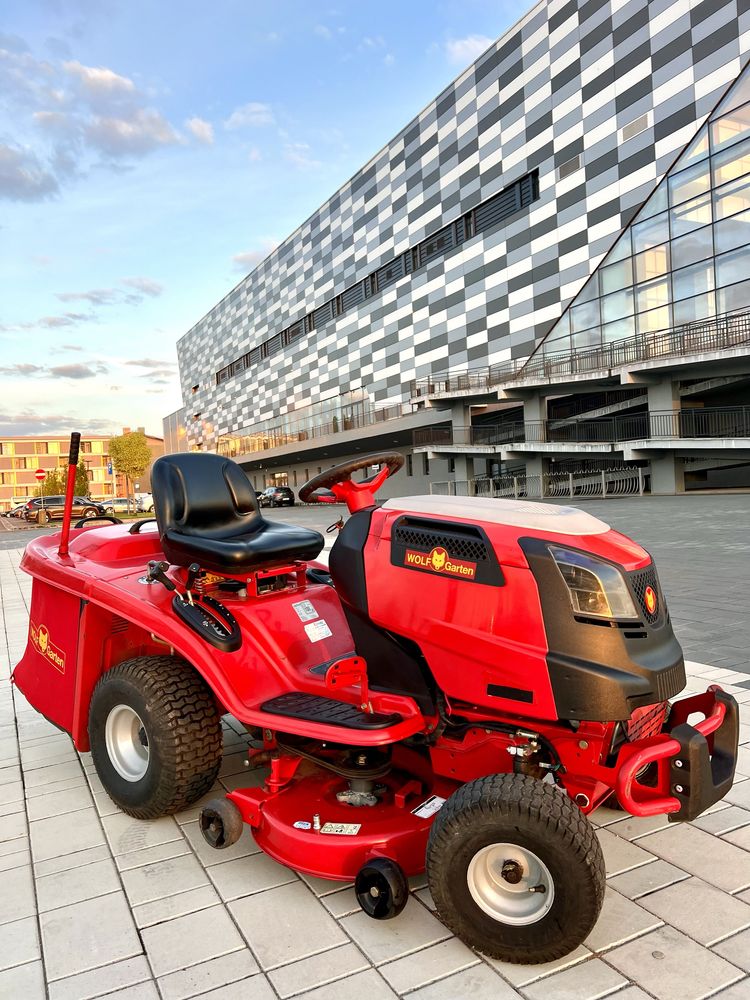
570 299 600 332
571 327 601 349
718 280 750 313
672 260 714 301
601 316 635 342
715 208 750 253
674 123 709 167
670 194 712 237
553 312 571 339
669 161 710 206
671 226 713 269
601 258 633 294
711 102 750 153
604 232 632 264
673 291 716 326
637 278 669 312
635 183 668 221
715 245 750 287
635 243 669 282
633 212 669 254
638 305 670 334
574 273 599 304
712 70 750 119
601 288 634 323
713 134 750 186
714 175 750 219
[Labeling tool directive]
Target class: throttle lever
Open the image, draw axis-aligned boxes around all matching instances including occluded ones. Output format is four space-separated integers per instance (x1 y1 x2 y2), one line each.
184 562 201 604
147 560 176 591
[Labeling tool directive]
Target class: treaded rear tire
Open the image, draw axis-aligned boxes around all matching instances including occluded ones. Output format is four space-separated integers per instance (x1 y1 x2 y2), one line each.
89 655 222 819
426 773 605 964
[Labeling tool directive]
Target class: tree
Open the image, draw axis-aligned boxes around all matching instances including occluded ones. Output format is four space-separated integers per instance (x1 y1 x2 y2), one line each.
75 460 91 497
108 431 152 511
35 469 65 498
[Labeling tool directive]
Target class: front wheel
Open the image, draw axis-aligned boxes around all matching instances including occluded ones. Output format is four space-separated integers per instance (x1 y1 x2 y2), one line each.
426 774 605 964
89 656 222 819
82 507 98 518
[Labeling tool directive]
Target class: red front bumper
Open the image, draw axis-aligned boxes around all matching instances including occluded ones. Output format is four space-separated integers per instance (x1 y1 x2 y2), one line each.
615 685 739 821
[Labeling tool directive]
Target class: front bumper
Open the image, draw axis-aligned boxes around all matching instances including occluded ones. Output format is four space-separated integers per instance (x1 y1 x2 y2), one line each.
615 685 738 822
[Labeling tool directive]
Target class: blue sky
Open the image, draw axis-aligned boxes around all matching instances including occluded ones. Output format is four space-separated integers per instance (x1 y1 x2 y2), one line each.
1 0 520 437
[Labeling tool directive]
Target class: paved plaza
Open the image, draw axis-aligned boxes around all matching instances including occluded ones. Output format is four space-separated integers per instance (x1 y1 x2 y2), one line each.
1 496 749 1000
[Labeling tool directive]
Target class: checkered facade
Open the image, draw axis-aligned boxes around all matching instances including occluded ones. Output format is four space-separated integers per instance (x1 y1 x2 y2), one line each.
177 0 750 448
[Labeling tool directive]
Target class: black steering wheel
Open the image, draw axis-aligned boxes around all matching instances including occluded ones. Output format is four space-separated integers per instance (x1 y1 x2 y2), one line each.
298 452 404 506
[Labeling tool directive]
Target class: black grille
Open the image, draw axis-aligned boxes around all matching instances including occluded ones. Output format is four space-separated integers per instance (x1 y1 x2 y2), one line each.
653 661 685 701
630 565 661 624
626 701 668 741
393 524 489 563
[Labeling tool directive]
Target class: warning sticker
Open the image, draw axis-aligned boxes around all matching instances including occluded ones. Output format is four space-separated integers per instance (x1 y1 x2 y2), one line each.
304 619 333 643
292 599 319 622
412 795 446 819
320 822 361 836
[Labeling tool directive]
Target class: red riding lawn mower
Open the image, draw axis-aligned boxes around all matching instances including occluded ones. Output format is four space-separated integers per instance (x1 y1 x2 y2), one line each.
13 436 738 963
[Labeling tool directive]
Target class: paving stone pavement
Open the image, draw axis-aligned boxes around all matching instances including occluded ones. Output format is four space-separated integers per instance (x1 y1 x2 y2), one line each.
1 497 749 1000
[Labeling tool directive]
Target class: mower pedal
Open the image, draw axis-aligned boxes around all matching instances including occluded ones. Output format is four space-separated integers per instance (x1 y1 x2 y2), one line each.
261 693 401 730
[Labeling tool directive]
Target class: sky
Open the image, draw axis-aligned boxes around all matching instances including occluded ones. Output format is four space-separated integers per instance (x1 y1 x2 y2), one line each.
1 0 522 438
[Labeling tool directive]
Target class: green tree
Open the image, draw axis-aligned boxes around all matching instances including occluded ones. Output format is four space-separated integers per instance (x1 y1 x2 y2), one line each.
75 460 91 497
34 469 65 498
108 431 152 511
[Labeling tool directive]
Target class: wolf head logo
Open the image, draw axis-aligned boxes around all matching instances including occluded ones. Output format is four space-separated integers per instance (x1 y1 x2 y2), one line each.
38 626 49 654
430 547 448 571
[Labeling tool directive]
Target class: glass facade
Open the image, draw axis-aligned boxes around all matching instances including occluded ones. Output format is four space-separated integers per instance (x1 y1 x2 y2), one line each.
541 63 750 356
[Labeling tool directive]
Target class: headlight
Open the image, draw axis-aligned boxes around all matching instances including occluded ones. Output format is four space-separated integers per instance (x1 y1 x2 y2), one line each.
549 545 638 620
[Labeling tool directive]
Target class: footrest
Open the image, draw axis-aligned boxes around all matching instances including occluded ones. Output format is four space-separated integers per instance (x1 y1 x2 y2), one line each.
260 693 401 730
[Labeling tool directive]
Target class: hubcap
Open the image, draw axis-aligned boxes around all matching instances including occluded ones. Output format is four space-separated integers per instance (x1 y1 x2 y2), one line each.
104 704 150 782
467 843 554 925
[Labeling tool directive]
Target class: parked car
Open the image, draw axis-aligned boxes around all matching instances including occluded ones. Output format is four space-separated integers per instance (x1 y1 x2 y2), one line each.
3 503 30 518
104 497 134 515
23 496 106 523
136 493 154 513
258 486 295 507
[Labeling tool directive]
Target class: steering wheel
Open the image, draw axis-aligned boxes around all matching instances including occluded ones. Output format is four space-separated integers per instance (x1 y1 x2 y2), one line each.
299 452 404 513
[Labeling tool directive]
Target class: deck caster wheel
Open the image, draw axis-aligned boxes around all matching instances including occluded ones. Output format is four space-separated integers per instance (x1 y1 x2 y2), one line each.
199 798 244 849
427 773 605 964
355 858 408 919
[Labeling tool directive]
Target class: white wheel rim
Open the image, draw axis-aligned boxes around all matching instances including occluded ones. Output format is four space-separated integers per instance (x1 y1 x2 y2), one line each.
467 843 554 925
104 704 150 781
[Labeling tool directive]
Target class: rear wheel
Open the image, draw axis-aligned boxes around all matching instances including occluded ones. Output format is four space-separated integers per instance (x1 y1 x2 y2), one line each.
89 656 222 819
82 507 98 518
426 773 605 964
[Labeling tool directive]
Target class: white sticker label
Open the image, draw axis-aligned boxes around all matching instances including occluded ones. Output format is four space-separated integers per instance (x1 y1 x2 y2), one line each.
292 600 319 622
304 619 333 642
293 820 312 830
412 795 446 819
320 822 361 836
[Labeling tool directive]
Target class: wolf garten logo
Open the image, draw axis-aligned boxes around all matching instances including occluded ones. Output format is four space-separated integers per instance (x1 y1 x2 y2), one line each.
29 621 66 674
404 546 477 580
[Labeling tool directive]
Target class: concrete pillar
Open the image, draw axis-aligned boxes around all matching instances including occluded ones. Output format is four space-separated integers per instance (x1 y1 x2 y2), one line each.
450 402 473 447
646 376 684 495
452 454 474 482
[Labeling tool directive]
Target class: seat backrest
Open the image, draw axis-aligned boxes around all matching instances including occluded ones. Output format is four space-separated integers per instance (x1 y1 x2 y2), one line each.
151 453 261 538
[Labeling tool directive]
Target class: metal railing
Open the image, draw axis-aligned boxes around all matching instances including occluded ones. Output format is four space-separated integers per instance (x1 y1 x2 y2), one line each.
430 468 645 498
414 407 750 449
410 308 750 398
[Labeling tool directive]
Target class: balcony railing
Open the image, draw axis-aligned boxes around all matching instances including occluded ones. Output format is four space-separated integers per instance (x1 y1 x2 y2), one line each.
413 406 750 448
410 309 750 398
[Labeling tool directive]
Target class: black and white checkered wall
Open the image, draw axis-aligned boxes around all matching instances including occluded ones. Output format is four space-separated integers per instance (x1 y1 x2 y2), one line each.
178 0 750 447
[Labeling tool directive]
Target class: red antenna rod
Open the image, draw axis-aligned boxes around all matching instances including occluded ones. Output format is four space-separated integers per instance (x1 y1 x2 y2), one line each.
58 432 81 558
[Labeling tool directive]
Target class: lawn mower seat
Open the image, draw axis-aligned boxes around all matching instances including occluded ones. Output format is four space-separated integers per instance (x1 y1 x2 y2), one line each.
151 453 324 575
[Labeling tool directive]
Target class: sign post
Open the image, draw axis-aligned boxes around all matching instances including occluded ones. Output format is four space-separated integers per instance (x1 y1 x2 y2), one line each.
34 469 46 523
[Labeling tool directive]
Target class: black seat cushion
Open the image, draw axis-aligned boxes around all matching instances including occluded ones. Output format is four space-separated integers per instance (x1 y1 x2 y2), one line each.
151 453 324 574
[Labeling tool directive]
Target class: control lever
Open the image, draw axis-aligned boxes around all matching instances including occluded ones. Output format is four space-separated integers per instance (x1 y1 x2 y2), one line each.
184 562 201 604
147 560 176 592
327 517 344 533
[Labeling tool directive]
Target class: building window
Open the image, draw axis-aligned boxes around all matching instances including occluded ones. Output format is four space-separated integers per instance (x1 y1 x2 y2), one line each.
193 413 201 422
422 453 430 476
449 456 455 474
406 454 413 476
192 384 199 394
81 441 92 454
292 469 298 487
558 154 582 180
621 113 650 142
34 442 49 455
305 468 309 482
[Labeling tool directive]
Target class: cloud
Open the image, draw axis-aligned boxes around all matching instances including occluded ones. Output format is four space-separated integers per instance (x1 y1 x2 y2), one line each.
384 53 395 67
56 288 119 305
224 102 274 129
138 369 175 380
0 363 44 375
284 142 321 170
125 358 176 368
231 239 277 271
247 146 262 162
85 108 180 156
185 116 214 145
62 60 137 101
314 25 333 40
62 344 82 351
38 312 94 327
0 143 59 201
120 276 163 296
445 35 493 66
0 408 116 435
48 363 102 379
